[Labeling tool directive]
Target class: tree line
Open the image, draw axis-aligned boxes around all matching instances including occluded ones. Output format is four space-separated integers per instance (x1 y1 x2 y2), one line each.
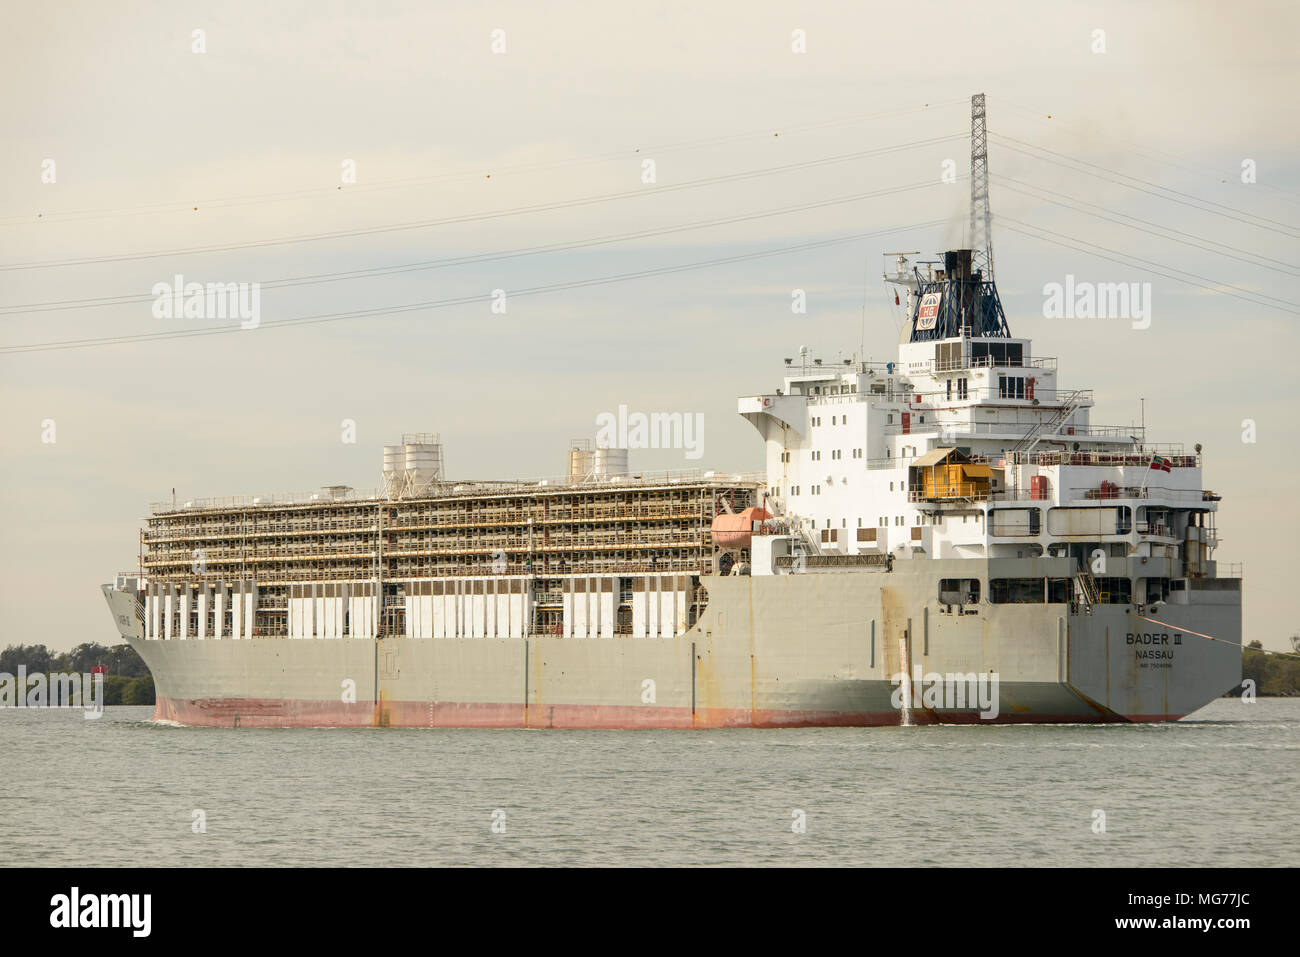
1 642 155 705
1238 641 1300 697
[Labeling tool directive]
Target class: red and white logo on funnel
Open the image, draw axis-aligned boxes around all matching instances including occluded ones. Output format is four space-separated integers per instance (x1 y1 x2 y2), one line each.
916 292 942 330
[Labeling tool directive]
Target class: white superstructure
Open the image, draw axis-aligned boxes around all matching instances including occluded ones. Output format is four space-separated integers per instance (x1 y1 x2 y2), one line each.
741 249 1218 609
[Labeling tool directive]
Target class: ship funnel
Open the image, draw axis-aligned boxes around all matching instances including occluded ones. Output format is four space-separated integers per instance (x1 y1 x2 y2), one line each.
945 249 974 280
905 248 1009 342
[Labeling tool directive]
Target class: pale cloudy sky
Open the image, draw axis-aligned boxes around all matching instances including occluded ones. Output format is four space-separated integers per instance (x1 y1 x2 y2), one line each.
1 1 1296 651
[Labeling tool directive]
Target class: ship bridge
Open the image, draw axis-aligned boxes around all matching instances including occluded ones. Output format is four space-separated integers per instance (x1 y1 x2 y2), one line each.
734 246 1228 612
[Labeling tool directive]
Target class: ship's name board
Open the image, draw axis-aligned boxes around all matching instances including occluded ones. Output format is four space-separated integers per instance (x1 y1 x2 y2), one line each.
1127 632 1183 645
1127 631 1182 665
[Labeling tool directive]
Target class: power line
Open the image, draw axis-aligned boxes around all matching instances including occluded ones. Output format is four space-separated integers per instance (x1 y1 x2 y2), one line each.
0 133 966 272
11 210 1296 354
17 166 1288 321
0 177 961 316
0 220 947 355
999 216 1300 315
993 174 1300 278
991 94 1300 210
991 134 1300 238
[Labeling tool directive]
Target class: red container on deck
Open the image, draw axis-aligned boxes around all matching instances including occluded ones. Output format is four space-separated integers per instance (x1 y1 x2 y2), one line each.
1099 480 1117 499
1030 475 1048 500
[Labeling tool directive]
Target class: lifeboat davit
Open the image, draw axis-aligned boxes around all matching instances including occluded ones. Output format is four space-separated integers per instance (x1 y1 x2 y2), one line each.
710 506 772 548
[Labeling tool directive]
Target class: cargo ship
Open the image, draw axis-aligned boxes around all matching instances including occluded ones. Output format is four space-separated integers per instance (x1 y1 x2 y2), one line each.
101 241 1242 727
101 97 1242 727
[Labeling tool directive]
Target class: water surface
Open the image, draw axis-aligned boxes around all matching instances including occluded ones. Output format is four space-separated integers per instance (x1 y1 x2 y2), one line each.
3 698 1295 866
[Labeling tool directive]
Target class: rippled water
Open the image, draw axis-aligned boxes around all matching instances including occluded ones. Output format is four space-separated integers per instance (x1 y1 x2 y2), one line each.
3 699 1296 866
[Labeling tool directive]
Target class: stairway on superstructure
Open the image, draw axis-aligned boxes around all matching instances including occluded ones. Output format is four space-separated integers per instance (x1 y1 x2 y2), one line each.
1010 389 1089 455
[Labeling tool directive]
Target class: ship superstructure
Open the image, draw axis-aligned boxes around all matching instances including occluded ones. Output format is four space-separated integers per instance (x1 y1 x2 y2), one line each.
742 246 1219 601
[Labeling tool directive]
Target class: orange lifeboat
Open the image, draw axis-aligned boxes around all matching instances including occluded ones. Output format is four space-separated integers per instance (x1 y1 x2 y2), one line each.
710 506 772 548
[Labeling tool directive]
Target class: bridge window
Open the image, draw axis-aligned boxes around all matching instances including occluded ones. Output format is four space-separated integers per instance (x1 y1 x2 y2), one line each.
999 375 1026 399
972 341 1024 367
990 578 1045 603
1095 577 1132 604
990 507 1041 536
939 578 980 604
1144 577 1171 603
1048 506 1132 536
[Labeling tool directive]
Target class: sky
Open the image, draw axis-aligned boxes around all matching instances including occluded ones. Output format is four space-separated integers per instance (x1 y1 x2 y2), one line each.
1 0 1297 651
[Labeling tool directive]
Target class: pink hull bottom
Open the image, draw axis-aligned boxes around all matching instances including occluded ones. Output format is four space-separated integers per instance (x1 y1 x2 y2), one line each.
152 696 1180 728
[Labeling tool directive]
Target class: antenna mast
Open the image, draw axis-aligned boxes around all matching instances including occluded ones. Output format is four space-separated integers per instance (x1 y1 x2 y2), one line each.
970 93 994 282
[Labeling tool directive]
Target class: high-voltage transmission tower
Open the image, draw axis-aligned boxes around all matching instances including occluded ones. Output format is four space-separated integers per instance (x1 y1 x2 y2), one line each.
969 93 994 282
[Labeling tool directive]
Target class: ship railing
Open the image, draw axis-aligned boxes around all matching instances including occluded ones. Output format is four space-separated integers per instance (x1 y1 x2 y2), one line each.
148 488 385 513
1008 447 1193 467
781 359 896 377
985 489 1052 502
1077 485 1210 503
931 355 1058 374
884 421 1137 440
982 486 1212 505
865 451 994 472
804 392 871 406
1134 522 1176 538
901 385 1083 406
909 484 990 503
866 454 916 471
149 469 765 515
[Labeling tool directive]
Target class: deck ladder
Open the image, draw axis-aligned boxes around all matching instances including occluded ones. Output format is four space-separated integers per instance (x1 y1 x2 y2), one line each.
1011 390 1088 455
1074 568 1100 612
